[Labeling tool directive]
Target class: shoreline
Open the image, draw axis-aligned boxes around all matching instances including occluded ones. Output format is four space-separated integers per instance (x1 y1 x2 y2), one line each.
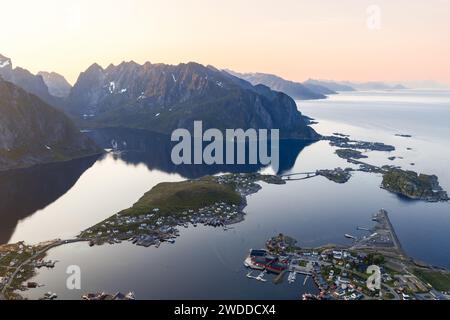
1 132 449 299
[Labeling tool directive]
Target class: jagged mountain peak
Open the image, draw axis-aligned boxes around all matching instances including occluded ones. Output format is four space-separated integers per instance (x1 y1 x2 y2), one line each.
0 54 12 69
37 71 72 98
66 61 319 140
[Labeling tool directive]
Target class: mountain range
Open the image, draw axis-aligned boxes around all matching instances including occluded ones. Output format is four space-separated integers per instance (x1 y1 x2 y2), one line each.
304 79 356 92
0 54 61 107
65 61 320 140
0 78 101 171
305 79 408 91
341 81 407 91
225 70 333 100
38 71 72 98
1 52 426 172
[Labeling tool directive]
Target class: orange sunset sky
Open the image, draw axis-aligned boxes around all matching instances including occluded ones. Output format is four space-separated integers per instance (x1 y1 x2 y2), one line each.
1 0 449 84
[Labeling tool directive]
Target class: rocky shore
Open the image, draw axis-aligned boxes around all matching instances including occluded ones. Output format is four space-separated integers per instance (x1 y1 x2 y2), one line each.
381 168 449 202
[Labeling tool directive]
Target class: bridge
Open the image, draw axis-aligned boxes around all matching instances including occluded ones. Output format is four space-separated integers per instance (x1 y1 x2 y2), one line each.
280 172 318 181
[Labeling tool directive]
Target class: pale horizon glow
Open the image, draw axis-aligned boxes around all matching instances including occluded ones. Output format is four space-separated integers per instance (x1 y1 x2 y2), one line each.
1 0 450 84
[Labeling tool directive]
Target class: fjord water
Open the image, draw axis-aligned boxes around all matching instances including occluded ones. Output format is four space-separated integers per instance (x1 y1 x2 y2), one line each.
3 89 449 299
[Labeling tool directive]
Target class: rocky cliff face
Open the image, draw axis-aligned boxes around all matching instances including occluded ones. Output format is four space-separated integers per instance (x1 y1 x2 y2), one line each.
38 71 72 98
67 61 320 140
0 54 57 106
0 79 102 171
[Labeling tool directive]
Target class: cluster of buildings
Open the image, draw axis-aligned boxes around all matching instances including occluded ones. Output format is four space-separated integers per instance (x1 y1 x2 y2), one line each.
216 173 263 197
83 201 243 248
243 231 447 301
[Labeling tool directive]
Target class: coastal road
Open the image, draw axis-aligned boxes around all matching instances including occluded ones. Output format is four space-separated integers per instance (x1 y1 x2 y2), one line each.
1 238 88 296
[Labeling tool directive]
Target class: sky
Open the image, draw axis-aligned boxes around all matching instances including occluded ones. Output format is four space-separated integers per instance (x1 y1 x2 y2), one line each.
1 0 450 84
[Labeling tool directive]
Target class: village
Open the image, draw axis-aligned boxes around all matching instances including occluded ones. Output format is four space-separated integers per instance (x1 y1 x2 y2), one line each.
243 210 450 300
79 173 286 248
1 173 449 301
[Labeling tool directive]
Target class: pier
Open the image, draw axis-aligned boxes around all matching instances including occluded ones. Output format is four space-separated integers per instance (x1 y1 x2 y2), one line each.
351 209 406 257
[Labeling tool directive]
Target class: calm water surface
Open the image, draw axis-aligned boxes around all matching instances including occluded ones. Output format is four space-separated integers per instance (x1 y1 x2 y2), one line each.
2 90 449 299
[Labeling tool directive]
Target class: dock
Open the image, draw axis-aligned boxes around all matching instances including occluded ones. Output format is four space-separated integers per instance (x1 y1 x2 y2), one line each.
303 275 309 286
351 209 406 257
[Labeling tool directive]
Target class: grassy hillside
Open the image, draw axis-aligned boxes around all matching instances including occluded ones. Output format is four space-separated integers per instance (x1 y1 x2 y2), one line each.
121 177 242 217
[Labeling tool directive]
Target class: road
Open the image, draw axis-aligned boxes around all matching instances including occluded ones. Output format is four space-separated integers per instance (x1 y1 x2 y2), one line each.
1 238 88 296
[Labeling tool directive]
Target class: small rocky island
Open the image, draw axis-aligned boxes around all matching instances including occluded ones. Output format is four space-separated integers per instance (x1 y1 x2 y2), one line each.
325 135 395 152
316 168 353 184
381 168 449 202
324 133 448 203
395 134 412 138
335 149 368 160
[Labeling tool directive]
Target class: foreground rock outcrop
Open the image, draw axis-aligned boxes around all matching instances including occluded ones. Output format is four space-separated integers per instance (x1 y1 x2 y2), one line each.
0 79 102 171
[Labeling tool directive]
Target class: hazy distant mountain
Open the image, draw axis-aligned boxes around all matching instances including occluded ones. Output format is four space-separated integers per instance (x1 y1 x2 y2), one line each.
304 79 355 92
38 71 72 98
224 70 329 100
395 80 450 89
0 78 101 171
343 81 408 91
66 61 320 140
302 82 336 96
0 53 60 106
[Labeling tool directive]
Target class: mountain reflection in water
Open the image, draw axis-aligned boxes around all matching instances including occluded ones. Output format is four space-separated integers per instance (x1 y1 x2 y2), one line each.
0 128 313 244
87 127 313 179
0 155 99 244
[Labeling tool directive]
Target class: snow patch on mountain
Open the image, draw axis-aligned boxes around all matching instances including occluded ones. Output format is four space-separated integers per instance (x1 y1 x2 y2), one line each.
0 59 10 68
108 81 116 93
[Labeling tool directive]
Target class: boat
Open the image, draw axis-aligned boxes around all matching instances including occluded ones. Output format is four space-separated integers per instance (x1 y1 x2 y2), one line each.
243 255 265 270
288 271 297 284
256 276 267 282
256 271 267 282
345 234 357 240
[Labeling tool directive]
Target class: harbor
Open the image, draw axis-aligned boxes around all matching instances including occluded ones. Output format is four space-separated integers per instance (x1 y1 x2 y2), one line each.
242 210 450 300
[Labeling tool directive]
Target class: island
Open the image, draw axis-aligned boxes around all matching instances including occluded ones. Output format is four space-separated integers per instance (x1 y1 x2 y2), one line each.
79 173 286 247
316 168 353 184
1 173 287 299
325 135 395 152
335 149 368 160
381 168 449 202
395 134 413 138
